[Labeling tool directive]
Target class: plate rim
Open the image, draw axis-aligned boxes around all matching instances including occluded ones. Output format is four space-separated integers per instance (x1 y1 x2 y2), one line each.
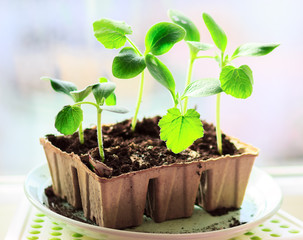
24 163 283 239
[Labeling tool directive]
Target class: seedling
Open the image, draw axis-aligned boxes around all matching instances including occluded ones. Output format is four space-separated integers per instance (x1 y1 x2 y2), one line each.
179 12 279 154
42 77 93 144
45 77 128 161
93 18 186 131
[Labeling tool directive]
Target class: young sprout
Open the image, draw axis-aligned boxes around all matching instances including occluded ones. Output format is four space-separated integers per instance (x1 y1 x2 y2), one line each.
42 77 93 144
168 9 214 111
52 78 128 161
181 12 279 154
93 18 185 131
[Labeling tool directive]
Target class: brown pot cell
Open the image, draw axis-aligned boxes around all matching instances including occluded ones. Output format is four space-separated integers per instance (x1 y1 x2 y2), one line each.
145 162 203 223
40 138 82 209
196 136 259 212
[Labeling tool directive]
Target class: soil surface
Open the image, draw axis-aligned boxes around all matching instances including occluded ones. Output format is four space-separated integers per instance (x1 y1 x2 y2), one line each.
47 117 239 177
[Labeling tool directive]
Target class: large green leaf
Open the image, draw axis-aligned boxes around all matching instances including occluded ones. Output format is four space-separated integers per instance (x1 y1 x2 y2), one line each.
92 82 116 105
42 77 77 98
168 9 200 42
202 13 227 52
70 85 93 102
232 43 279 59
145 22 185 55
93 18 132 49
55 105 83 135
145 54 175 100
220 65 253 99
99 78 116 106
158 108 203 153
112 47 146 79
100 105 129 114
182 78 222 98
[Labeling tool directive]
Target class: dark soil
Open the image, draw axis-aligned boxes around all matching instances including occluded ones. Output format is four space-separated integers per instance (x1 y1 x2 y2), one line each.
46 117 239 177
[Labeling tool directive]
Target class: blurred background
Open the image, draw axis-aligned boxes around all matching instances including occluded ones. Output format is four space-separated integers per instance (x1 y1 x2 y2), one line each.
0 0 302 175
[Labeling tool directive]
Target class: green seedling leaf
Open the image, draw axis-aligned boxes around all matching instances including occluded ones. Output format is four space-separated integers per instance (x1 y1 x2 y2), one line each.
55 105 83 135
99 78 116 106
145 22 186 55
100 105 129 114
92 82 116 105
186 41 213 55
159 108 203 153
93 18 132 49
183 78 222 98
70 85 93 102
145 54 175 100
42 77 77 98
112 47 146 79
232 43 280 59
220 65 253 99
168 9 200 42
202 13 227 52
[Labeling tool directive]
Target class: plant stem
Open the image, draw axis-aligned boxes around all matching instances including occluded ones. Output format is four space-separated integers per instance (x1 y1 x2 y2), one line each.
131 70 145 131
125 37 145 131
126 36 142 56
216 52 225 155
97 108 105 162
183 55 195 113
73 101 99 108
216 93 222 155
78 122 84 144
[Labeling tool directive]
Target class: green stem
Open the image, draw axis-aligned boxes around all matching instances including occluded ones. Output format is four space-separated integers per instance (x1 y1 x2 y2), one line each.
183 56 195 113
216 93 222 155
97 108 105 162
73 101 99 108
126 36 142 56
131 70 145 131
216 51 225 155
125 36 145 131
78 122 84 144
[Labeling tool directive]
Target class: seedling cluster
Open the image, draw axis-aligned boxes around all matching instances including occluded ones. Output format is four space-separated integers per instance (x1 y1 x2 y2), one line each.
42 77 128 161
45 10 278 161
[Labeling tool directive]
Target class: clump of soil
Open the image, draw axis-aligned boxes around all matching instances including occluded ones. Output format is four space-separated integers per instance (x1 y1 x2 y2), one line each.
46 117 239 177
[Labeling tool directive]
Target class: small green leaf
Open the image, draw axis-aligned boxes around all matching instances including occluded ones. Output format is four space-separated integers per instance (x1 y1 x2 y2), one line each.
202 13 227 52
55 105 83 135
42 77 77 98
112 47 146 79
145 54 175 100
100 105 129 114
168 9 200 42
220 65 253 99
93 18 132 49
186 41 213 55
92 82 116 105
159 108 203 153
145 22 185 55
99 78 116 105
183 78 222 98
105 93 116 106
70 85 93 102
232 43 279 59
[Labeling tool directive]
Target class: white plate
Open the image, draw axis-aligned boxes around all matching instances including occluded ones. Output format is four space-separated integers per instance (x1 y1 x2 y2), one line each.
24 164 282 240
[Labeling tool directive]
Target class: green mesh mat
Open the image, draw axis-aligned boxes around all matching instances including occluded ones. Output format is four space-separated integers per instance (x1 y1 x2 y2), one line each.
22 208 303 240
